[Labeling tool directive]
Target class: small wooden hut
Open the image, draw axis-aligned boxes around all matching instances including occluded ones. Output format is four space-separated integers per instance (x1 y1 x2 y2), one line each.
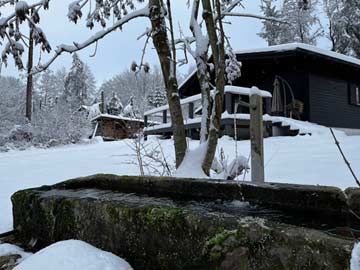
92 114 144 141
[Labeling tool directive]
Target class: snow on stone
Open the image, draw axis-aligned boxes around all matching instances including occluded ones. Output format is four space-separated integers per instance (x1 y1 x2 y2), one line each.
351 242 360 270
225 85 272 98
0 243 31 260
175 142 209 179
13 240 133 270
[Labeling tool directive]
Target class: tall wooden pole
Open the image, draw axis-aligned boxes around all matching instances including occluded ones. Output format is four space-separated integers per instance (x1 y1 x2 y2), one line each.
26 27 34 121
250 89 265 184
100 91 105 113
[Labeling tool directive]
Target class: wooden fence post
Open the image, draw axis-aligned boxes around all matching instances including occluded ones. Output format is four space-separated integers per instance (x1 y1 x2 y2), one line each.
250 89 265 184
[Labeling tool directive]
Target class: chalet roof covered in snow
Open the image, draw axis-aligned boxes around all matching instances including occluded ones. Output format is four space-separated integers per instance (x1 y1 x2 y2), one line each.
179 42 360 95
234 43 360 68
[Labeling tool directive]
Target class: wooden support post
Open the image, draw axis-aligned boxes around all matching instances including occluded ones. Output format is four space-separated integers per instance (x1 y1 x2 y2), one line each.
144 115 148 141
188 102 194 119
163 110 167 123
188 102 195 139
250 90 265 184
225 92 233 113
224 90 234 137
144 115 148 127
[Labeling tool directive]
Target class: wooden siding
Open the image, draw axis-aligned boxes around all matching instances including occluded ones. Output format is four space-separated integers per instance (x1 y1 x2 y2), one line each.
95 118 143 140
309 74 360 129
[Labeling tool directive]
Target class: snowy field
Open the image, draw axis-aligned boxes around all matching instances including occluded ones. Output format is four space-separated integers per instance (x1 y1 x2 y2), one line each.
1 130 360 233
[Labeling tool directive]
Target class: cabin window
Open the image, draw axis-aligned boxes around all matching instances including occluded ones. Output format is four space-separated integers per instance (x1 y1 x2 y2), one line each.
350 84 360 106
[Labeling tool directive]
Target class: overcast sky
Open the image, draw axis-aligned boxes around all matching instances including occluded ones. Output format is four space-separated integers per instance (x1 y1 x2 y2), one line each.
1 0 330 85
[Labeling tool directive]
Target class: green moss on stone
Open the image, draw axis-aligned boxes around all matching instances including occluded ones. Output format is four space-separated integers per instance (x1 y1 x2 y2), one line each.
106 205 120 224
145 207 185 231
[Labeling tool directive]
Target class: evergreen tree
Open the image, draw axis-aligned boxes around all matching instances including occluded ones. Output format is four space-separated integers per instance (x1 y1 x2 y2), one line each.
107 92 123 115
99 65 165 115
341 0 360 57
64 53 88 107
323 0 350 54
37 69 57 106
258 0 283 46
84 64 97 101
323 0 360 57
279 0 323 45
147 85 167 108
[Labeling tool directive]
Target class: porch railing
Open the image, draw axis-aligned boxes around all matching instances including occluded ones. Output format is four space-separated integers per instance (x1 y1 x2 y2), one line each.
144 86 272 133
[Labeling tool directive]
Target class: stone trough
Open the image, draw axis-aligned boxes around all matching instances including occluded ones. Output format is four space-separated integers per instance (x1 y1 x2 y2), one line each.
10 174 360 270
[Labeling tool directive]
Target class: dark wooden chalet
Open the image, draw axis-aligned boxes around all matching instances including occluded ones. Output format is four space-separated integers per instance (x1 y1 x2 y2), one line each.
92 114 144 141
180 43 360 129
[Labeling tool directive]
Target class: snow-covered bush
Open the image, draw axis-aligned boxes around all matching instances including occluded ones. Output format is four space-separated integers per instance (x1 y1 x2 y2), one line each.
31 100 92 146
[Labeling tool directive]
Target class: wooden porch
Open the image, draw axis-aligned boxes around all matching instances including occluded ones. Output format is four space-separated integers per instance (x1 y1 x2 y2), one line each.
144 86 275 140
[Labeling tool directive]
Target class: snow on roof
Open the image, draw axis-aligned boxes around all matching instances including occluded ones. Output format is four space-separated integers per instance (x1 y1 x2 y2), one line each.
225 85 272 98
179 43 360 93
234 43 360 67
178 69 197 90
91 114 144 123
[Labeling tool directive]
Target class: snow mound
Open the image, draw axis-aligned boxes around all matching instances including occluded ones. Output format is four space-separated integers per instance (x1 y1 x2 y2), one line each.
175 142 209 179
14 240 133 270
0 243 31 259
351 242 360 270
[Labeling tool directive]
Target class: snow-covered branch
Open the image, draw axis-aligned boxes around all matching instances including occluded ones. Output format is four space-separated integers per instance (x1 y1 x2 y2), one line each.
33 5 149 73
223 12 289 24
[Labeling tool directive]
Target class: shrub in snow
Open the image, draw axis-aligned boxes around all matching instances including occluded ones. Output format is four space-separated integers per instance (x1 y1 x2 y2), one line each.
212 154 249 180
13 240 133 270
31 101 92 146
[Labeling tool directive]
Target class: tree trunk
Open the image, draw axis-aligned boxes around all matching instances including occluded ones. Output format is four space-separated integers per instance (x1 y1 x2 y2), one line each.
190 0 211 143
149 0 187 167
196 58 211 143
26 27 34 121
201 0 226 175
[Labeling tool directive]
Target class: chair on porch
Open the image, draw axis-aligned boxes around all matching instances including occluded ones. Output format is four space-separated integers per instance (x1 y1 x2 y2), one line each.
271 76 302 119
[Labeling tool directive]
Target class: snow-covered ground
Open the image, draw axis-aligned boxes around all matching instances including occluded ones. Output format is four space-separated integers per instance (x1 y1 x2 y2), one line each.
1 129 360 233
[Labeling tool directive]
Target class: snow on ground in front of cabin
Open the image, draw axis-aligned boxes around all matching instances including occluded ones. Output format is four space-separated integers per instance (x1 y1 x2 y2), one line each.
13 240 133 270
1 129 360 233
